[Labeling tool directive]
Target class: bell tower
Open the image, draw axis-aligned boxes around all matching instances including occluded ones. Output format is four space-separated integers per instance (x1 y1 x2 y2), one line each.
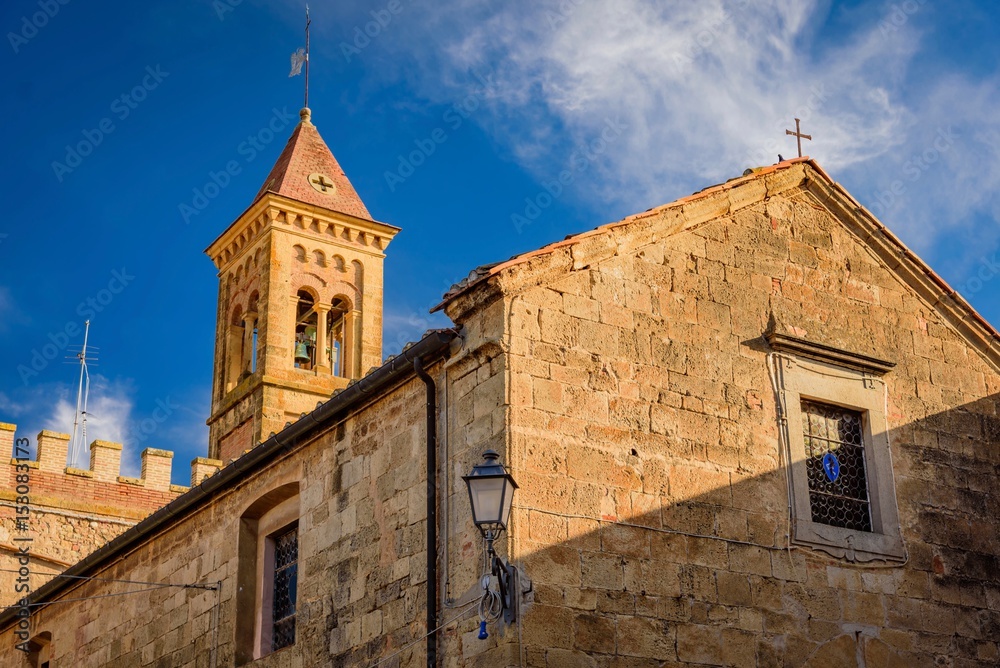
205 108 399 462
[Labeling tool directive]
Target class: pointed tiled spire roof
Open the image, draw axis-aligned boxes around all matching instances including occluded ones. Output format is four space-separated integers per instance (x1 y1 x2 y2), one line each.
255 108 372 220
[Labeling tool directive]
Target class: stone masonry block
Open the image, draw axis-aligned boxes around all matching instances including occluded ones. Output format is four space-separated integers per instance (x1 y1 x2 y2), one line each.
617 615 674 659
572 613 615 654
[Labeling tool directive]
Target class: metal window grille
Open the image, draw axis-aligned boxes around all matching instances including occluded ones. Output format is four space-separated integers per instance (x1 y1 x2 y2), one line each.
801 400 872 532
271 526 298 651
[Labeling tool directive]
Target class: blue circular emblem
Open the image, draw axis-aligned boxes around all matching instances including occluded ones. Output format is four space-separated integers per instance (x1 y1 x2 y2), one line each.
822 453 841 482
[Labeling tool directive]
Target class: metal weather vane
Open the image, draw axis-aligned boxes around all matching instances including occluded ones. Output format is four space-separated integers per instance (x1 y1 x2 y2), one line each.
289 5 311 108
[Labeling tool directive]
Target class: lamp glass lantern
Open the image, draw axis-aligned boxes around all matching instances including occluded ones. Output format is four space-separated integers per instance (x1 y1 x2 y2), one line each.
463 450 518 539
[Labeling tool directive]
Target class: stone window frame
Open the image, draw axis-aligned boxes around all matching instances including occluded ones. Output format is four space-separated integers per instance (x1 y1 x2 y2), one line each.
236 481 301 665
258 513 298 654
768 332 905 563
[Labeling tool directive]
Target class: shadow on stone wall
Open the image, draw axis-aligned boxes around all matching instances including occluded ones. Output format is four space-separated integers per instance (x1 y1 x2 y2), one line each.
500 393 1000 668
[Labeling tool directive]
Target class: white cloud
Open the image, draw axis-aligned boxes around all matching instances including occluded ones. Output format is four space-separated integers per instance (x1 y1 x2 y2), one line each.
857 73 1000 252
0 286 29 331
368 2 917 204
327 0 998 263
0 391 21 415
274 0 1000 325
3 377 209 478
44 375 134 470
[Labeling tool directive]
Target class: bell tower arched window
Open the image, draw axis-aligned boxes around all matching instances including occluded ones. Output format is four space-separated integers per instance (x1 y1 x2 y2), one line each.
289 293 360 378
226 302 259 393
326 297 350 377
226 305 245 393
247 292 260 374
293 290 319 370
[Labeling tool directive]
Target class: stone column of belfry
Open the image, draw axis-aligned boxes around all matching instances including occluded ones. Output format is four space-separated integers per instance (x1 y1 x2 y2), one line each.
288 294 302 366
227 320 244 390
344 309 362 379
243 312 257 374
314 304 330 373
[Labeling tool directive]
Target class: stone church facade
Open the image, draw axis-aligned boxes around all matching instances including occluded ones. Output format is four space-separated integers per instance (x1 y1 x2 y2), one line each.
0 107 997 667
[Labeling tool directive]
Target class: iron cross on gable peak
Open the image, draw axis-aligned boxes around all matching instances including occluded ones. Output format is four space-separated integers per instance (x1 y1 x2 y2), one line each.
785 118 812 158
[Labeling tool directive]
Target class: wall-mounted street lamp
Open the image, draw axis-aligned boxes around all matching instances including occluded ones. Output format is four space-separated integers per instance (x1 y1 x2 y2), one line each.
463 450 518 632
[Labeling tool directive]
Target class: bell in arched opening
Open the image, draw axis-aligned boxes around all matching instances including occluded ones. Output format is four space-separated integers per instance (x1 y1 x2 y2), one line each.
294 290 318 370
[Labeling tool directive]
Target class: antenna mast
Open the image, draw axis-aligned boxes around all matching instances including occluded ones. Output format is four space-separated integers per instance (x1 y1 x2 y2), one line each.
69 320 92 469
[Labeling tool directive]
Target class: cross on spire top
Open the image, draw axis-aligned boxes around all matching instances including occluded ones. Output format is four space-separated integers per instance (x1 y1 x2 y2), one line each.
785 118 812 158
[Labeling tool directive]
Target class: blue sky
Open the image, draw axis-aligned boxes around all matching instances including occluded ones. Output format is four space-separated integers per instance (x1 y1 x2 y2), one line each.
1 0 998 485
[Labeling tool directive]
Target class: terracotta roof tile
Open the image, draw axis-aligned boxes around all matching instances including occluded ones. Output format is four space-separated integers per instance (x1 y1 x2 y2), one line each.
255 108 372 220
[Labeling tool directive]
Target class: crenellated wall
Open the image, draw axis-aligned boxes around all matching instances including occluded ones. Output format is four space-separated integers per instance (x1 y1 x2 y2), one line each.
0 422 222 606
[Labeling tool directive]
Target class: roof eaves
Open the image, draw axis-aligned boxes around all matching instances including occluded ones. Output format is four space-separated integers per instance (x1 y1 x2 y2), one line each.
432 157 811 312
0 328 459 631
432 157 1000 353
816 176 1000 346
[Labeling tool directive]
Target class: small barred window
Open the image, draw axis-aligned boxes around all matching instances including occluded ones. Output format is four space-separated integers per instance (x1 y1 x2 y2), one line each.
801 400 872 532
271 527 298 651
236 484 299 665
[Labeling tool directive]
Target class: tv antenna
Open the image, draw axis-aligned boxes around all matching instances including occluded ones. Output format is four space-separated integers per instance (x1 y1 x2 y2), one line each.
68 320 97 469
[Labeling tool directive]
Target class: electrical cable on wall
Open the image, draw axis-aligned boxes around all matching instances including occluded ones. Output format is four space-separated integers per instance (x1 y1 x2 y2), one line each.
476 573 502 640
0 569 218 590
368 601 478 668
0 570 219 612
3 585 185 611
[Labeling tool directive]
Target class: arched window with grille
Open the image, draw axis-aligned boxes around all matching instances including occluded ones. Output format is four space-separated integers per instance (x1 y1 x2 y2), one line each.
235 482 301 664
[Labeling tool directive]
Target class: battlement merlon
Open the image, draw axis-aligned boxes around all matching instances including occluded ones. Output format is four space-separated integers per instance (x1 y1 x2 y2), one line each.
0 423 14 460
1 423 220 495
